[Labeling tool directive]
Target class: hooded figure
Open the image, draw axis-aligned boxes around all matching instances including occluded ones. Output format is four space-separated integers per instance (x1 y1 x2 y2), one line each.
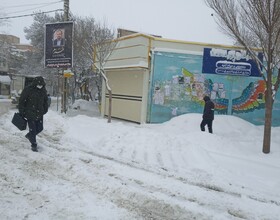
200 95 215 133
18 76 49 152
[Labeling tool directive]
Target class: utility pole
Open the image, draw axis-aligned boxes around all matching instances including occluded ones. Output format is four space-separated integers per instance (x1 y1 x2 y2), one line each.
64 0 69 21
61 0 69 113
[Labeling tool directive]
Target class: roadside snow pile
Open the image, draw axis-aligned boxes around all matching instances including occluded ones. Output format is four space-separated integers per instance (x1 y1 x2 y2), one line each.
0 107 279 219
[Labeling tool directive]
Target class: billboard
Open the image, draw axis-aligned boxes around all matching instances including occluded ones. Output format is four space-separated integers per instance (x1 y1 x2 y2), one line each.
45 22 73 68
147 50 278 125
202 48 263 77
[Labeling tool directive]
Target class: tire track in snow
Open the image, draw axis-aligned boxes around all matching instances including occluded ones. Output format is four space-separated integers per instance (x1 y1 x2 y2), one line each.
76 147 278 220
3 112 279 220
80 147 280 211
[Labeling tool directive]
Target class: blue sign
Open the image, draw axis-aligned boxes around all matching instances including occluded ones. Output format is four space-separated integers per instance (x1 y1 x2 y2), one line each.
202 48 262 77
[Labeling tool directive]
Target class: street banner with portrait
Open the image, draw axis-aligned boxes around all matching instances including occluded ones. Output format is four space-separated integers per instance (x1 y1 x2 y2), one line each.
44 22 73 68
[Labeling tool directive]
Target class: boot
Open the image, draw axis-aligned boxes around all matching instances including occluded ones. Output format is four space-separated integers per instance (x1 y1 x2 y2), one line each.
31 143 38 152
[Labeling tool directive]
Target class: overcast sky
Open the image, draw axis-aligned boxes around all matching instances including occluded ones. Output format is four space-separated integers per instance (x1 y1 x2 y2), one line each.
0 0 233 45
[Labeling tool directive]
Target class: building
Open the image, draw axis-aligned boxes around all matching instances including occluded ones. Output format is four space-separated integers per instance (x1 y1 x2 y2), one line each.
0 34 20 44
100 33 280 126
117 28 162 38
0 34 33 98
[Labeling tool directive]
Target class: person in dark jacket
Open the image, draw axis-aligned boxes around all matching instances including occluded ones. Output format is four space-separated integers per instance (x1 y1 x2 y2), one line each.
18 76 49 152
200 95 215 133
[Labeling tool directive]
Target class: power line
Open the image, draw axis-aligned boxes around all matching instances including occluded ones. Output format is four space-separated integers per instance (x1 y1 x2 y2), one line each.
2 1 63 16
0 9 63 20
1 1 63 10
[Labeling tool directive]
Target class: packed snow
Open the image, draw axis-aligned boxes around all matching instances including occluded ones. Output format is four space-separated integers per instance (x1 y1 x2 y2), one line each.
0 99 279 220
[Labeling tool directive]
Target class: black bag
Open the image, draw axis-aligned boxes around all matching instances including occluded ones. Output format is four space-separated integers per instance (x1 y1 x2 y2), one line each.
12 112 27 131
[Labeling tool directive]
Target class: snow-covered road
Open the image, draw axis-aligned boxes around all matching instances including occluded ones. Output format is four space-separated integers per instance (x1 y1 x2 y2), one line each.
0 101 279 219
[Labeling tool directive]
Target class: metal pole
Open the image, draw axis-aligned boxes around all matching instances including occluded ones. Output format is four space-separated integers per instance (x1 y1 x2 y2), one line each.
57 69 60 111
62 0 69 113
61 70 65 113
64 0 69 21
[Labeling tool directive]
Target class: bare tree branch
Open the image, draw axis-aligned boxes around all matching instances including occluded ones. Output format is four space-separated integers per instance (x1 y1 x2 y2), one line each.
205 0 280 153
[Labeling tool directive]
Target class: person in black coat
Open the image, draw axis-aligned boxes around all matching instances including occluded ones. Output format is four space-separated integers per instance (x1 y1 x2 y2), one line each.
18 76 49 152
200 95 215 133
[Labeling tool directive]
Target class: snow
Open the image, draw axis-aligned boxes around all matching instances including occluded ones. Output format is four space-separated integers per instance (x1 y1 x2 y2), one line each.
0 99 280 219
0 75 11 84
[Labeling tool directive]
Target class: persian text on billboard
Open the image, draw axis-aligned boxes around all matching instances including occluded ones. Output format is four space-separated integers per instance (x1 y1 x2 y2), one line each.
202 48 262 77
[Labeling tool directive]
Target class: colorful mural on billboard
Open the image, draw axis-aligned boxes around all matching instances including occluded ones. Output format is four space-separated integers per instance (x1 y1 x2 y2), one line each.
148 50 280 126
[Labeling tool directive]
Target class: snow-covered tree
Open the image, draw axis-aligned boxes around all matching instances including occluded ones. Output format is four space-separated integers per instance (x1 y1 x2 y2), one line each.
72 16 115 103
23 12 64 81
0 11 11 74
205 0 280 153
24 13 115 104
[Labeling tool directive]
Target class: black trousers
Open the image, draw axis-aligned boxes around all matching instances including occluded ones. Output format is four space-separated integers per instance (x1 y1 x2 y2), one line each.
200 118 213 133
27 118 43 145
